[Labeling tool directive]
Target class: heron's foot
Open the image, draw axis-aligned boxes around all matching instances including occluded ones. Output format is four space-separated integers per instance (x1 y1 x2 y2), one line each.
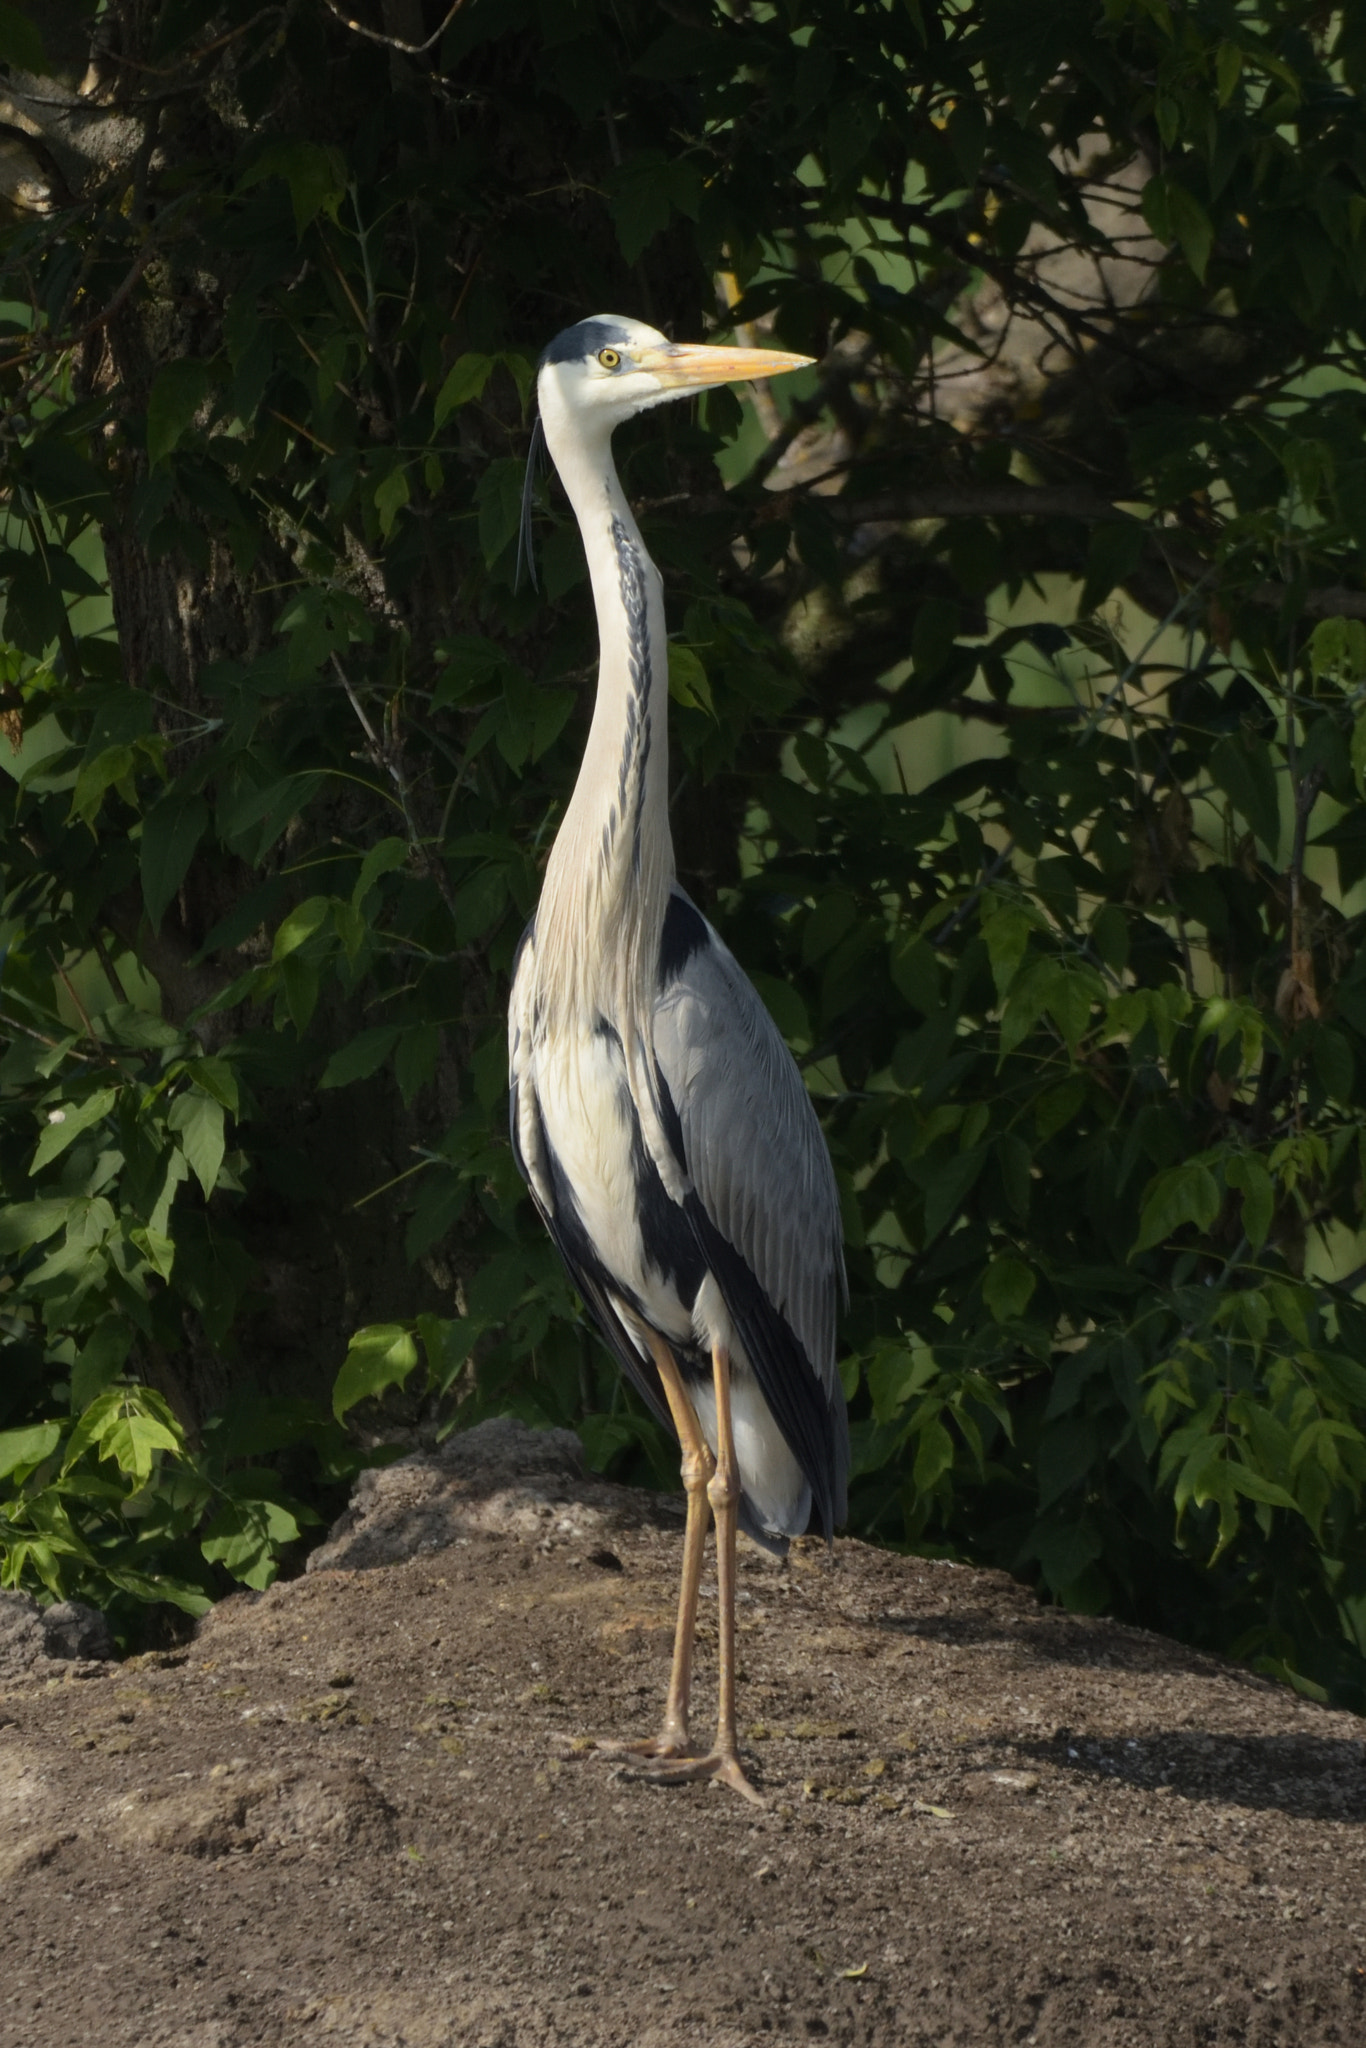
620 1746 765 1807
585 1729 696 1762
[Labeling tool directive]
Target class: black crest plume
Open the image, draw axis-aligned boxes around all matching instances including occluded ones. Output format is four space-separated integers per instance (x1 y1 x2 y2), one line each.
516 412 547 592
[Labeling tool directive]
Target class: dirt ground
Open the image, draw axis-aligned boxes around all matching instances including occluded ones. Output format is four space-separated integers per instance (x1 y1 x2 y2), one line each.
3 1420 1366 2048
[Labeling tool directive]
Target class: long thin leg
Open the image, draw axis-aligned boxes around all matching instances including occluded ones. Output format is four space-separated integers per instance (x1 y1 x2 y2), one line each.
641 1330 713 1753
613 1342 763 1805
705 1342 762 1803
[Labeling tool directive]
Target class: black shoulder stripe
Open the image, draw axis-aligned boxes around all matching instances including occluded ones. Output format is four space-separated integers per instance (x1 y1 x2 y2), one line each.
514 1092 674 1442
683 1192 843 1539
653 1060 687 1176
659 890 709 986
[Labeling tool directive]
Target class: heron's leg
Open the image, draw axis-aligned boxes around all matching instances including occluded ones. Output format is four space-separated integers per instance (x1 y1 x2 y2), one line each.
627 1332 713 1754
648 1333 715 1752
703 1341 763 1803
615 1343 763 1804
592 1332 712 1760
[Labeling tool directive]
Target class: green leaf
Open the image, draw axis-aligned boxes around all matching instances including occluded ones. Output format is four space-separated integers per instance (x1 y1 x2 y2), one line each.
0 1421 61 1481
1001 958 1102 1059
980 896 1035 1001
1225 1153 1274 1251
395 1021 439 1105
353 835 409 907
1215 42 1242 106
147 359 213 466
922 1145 987 1245
1312 1027 1353 1104
70 743 136 829
475 459 526 567
103 1570 211 1617
667 644 714 715
279 953 319 1032
826 95 876 185
802 891 857 966
1351 715 1366 801
168 1090 226 1199
532 687 574 761
1209 732 1281 858
1143 176 1215 283
1228 1463 1298 1512
866 1342 936 1425
200 1494 301 1589
983 1256 1036 1323
433 354 493 427
1133 1160 1221 1254
31 1089 117 1172
141 790 209 932
1080 519 1146 614
0 1198 72 1254
185 1056 240 1114
1044 964 1101 1052
912 1414 954 1494
1309 616 1366 682
131 1223 176 1281
71 1321 133 1411
65 1387 183 1484
374 465 410 539
333 1322 421 1420
405 1172 468 1262
1169 185 1214 281
321 1024 402 1088
607 152 701 263
272 895 331 960
1037 1417 1097 1510
0 2 47 70
240 141 347 236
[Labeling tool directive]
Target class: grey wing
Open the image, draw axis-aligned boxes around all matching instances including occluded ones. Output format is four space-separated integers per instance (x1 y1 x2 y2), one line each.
651 893 849 1531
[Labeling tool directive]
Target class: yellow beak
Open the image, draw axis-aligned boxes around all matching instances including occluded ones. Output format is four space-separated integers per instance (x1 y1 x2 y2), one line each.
635 341 815 390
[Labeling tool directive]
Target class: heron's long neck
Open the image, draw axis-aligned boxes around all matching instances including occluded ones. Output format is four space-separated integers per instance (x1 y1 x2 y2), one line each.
534 416 674 1024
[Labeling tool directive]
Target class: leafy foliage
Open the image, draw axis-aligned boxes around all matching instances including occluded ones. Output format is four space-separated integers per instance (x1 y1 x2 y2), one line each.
2 0 1366 1696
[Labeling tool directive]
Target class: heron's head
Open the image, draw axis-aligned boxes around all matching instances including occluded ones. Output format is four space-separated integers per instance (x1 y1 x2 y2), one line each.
519 315 812 588
535 314 812 438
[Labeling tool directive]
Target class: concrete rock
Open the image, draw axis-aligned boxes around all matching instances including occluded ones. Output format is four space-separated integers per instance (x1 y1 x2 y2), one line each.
42 1600 115 1663
307 1414 679 1572
0 1591 46 1682
0 1591 117 1681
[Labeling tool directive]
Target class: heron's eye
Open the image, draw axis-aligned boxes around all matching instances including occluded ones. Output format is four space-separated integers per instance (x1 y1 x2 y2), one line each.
597 347 621 369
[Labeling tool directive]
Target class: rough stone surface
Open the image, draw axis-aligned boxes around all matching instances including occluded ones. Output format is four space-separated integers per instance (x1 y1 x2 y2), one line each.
42 1599 116 1663
0 1590 118 1682
3 1425 1366 2047
0 1592 45 1683
307 1414 681 1572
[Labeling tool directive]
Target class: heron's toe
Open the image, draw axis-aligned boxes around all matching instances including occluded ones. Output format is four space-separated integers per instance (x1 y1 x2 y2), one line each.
618 1747 765 1807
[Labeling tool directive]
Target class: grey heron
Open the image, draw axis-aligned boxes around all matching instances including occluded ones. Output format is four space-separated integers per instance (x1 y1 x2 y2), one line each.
509 315 849 1804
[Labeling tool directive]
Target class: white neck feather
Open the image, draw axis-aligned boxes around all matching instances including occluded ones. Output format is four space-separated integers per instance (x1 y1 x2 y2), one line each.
531 391 675 1028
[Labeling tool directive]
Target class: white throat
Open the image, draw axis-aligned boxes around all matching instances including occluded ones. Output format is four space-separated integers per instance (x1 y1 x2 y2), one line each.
530 379 676 1028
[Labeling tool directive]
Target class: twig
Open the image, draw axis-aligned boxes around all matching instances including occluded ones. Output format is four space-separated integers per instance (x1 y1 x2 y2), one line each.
0 243 154 371
822 484 1124 524
320 0 467 55
932 839 1017 945
331 654 461 927
55 965 101 1047
742 345 875 493
91 931 131 1007
98 6 283 78
718 268 783 438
